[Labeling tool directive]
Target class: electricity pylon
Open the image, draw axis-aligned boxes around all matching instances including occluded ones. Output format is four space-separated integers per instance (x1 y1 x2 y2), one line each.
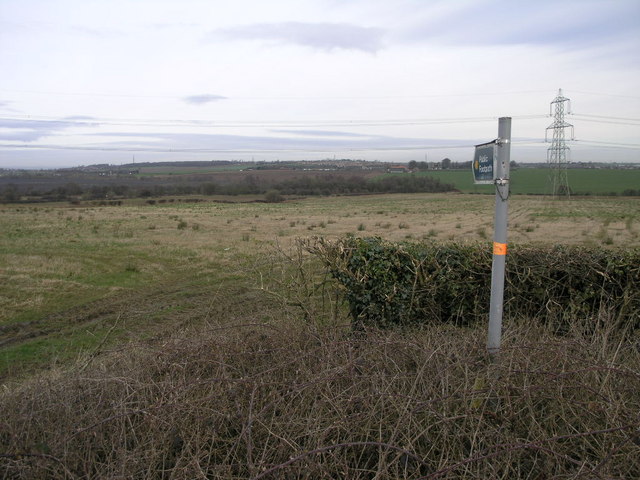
545 89 574 196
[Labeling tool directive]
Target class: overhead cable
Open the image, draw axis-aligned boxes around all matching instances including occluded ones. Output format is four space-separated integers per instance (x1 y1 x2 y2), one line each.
0 114 548 129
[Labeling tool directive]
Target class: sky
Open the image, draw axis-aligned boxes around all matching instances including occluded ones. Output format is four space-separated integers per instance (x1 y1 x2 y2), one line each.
1 0 639 169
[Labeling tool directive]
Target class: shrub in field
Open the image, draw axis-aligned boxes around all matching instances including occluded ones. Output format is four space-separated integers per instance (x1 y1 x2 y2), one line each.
308 237 640 332
264 189 284 203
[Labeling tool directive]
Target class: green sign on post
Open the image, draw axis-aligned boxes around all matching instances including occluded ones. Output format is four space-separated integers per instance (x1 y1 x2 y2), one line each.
473 141 496 184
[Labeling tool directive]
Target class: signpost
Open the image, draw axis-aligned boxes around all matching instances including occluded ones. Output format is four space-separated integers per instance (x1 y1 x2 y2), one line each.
473 117 511 356
472 141 496 185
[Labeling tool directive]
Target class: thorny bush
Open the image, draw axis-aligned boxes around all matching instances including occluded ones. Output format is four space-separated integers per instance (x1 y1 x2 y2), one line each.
1 296 639 478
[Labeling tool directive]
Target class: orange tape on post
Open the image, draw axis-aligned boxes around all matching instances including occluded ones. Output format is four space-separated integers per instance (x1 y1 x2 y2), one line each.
493 242 508 256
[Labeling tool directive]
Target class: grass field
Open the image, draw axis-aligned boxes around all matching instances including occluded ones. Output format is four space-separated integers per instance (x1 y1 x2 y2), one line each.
1 193 638 377
409 167 640 194
1 193 639 478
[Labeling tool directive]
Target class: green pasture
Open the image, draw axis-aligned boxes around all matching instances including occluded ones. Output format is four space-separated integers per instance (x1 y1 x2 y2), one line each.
407 168 640 195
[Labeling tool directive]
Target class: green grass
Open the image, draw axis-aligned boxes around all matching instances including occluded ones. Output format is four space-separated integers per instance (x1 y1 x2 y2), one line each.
1 321 125 377
404 168 640 195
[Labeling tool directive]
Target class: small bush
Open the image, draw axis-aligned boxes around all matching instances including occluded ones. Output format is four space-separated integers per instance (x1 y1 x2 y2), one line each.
264 190 284 203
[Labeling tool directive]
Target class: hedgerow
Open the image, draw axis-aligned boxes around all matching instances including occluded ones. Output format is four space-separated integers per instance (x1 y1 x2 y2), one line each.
308 237 640 332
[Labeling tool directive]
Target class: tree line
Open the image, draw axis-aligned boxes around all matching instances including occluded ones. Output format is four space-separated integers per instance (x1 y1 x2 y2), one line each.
1 174 455 203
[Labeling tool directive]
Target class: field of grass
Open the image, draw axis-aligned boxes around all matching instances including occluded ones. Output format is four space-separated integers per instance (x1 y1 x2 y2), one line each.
410 167 640 195
1 193 639 478
1 193 638 377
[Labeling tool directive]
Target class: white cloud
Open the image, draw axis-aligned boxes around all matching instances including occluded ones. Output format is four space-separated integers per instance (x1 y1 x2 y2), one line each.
210 22 385 53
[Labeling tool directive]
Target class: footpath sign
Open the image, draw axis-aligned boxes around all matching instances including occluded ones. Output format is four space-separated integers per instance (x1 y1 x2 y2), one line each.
484 119 511 356
472 141 497 184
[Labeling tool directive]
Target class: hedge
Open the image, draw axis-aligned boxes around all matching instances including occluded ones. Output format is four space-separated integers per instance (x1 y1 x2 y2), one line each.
308 237 640 333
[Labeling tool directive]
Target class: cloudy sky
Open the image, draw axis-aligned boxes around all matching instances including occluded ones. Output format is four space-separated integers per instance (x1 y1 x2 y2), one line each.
1 0 639 168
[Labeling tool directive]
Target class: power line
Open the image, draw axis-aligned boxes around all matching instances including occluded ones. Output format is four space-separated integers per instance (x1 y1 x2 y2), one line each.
573 139 640 149
571 113 640 122
4 112 636 129
571 90 640 100
0 88 553 101
0 143 479 153
3 138 633 156
0 139 556 154
572 118 640 127
0 90 181 100
0 113 548 129
569 113 640 126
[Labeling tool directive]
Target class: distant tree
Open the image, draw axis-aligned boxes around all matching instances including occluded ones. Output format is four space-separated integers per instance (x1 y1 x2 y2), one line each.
408 160 417 171
201 183 217 195
417 161 428 171
441 158 452 169
86 185 107 200
52 182 83 199
112 185 130 196
2 184 18 203
244 174 260 194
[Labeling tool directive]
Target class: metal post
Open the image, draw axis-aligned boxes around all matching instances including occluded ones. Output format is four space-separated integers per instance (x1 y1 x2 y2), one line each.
487 117 511 355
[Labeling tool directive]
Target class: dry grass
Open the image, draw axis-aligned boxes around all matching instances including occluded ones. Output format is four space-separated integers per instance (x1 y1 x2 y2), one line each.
1 310 638 479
